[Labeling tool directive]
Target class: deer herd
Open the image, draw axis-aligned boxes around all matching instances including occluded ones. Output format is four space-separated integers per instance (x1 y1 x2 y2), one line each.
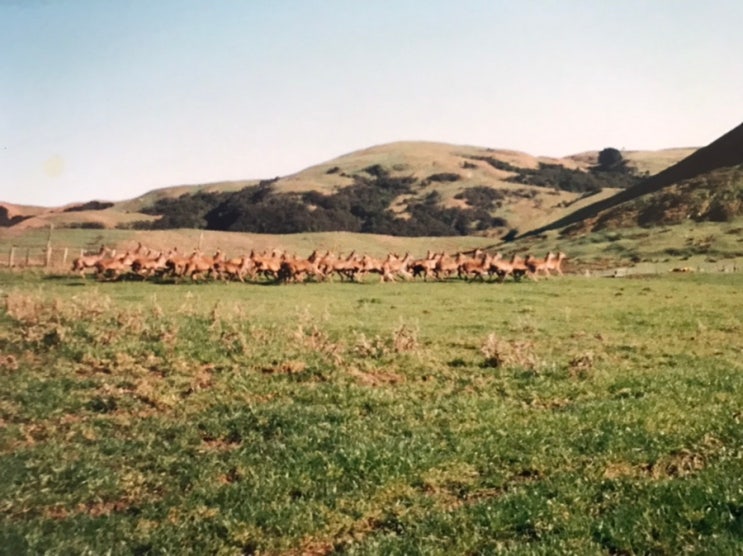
71 242 567 284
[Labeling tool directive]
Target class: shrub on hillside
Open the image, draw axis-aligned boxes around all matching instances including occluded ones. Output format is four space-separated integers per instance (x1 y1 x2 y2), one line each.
362 164 388 178
63 201 114 212
704 194 743 222
424 172 461 183
466 156 519 172
61 222 106 229
141 191 221 229
0 207 28 227
454 186 505 209
508 163 606 193
596 147 624 172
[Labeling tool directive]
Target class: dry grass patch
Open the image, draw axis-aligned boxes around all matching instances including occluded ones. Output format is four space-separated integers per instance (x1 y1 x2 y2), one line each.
260 360 308 375
353 321 420 361
0 354 19 372
481 333 539 371
568 351 596 379
603 450 707 481
348 367 404 387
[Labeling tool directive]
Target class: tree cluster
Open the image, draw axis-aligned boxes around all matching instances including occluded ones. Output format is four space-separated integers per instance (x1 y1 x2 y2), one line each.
63 201 114 213
463 149 641 193
507 156 641 193
0 207 28 227
454 186 506 210
424 172 461 184
138 172 508 236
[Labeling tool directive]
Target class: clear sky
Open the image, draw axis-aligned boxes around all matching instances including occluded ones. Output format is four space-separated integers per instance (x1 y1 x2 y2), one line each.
2 1 742 207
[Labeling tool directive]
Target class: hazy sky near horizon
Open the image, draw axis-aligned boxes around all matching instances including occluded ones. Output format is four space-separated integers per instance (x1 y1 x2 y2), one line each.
2 1 742 207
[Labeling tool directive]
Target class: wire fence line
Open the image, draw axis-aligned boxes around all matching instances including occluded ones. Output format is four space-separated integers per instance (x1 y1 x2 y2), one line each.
1 244 106 269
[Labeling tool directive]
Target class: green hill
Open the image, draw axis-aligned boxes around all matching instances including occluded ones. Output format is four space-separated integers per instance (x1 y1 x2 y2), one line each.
2 142 690 235
527 122 743 236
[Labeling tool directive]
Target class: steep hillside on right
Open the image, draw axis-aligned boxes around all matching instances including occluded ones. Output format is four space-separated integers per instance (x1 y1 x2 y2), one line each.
585 163 743 231
525 122 743 236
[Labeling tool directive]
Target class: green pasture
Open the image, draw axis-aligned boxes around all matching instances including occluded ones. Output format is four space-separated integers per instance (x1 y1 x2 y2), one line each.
1 271 742 554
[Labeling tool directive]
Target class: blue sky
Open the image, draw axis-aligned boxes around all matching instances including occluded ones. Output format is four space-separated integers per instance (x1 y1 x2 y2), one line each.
2 1 742 207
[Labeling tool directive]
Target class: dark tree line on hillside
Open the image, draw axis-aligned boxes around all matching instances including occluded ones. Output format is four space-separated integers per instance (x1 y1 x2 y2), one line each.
467 147 642 193
137 172 507 236
454 186 506 210
507 161 640 193
0 207 28 227
63 201 114 212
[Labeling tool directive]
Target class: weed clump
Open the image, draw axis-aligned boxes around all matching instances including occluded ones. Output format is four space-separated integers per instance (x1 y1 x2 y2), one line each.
481 333 538 371
391 322 419 353
354 333 388 359
568 351 595 379
354 321 420 359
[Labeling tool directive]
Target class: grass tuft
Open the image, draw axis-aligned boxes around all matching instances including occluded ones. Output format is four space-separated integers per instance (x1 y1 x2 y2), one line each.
480 332 538 371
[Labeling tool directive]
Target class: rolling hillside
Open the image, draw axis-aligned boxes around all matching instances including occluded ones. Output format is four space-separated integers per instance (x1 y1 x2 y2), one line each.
0 142 692 235
526 122 743 236
567 147 697 178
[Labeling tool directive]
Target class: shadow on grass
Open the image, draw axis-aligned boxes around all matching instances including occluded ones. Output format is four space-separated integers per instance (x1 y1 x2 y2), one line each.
42 274 88 286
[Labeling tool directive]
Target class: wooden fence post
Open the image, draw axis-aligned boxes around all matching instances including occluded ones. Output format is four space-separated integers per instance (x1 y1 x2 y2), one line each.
62 248 69 267
45 224 54 267
8 247 14 268
25 248 30 267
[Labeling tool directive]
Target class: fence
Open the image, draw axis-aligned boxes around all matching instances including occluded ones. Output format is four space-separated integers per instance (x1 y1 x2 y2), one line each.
1 244 101 270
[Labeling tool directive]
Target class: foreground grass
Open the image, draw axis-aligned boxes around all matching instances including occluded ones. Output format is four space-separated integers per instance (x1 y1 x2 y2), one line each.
1 271 742 554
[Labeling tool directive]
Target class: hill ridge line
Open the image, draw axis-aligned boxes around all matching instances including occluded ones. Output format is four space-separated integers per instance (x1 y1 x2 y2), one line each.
521 122 743 237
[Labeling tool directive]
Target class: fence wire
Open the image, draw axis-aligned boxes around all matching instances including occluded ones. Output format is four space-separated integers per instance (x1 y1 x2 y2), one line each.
1 245 98 269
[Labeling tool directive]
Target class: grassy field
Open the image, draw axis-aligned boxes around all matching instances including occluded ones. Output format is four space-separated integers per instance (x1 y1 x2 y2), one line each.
1 270 742 554
3 219 743 277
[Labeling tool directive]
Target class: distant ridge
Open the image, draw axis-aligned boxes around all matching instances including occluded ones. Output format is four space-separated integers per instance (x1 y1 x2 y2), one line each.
522 122 743 236
0 141 700 232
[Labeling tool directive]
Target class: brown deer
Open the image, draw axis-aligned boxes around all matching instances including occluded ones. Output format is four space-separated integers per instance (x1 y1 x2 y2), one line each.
524 253 554 279
382 252 414 281
435 252 463 280
544 251 566 276
458 251 492 281
183 248 224 281
71 245 108 278
490 254 529 282
131 250 169 279
411 251 440 281
216 255 254 282
94 251 135 281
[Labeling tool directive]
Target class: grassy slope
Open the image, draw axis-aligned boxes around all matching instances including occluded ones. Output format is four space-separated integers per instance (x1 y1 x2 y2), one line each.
2 142 693 234
586 163 743 232
520 221 743 275
9 208 160 231
529 122 743 237
568 148 697 177
5 181 257 232
0 202 48 219
114 180 259 213
1 272 741 553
